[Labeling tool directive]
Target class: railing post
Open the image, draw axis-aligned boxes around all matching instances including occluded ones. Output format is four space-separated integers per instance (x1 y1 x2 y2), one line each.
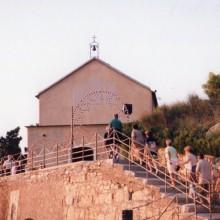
176 196 180 220
95 133 98 161
145 150 148 179
56 144 59 166
185 170 188 203
113 130 115 166
129 138 131 171
82 136 85 161
31 150 34 170
43 145 46 168
194 185 197 220
209 183 212 220
165 166 167 193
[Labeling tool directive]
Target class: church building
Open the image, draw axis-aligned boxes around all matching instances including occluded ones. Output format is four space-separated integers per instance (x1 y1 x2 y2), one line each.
27 38 158 156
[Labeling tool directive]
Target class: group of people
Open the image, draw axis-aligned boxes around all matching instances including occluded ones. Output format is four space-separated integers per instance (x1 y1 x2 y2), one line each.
165 140 210 189
131 123 220 202
104 114 220 203
0 153 27 176
165 139 220 203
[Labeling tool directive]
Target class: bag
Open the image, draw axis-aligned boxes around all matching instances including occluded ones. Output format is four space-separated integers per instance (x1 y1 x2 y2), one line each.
175 165 180 172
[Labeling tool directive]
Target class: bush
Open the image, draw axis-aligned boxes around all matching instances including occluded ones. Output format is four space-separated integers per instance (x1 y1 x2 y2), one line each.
123 94 220 156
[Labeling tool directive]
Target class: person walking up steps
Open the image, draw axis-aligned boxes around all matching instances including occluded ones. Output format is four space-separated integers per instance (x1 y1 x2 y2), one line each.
164 139 179 186
104 126 114 159
144 130 158 173
181 146 197 182
109 114 123 161
131 124 145 164
196 153 211 204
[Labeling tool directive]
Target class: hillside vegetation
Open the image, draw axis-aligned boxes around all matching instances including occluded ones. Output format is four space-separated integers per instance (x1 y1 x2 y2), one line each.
124 72 220 156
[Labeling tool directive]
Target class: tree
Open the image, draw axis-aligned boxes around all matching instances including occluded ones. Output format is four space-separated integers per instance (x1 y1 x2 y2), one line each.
0 127 22 159
203 72 220 104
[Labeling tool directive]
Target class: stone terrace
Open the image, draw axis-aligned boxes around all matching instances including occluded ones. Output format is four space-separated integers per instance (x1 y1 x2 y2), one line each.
0 160 211 220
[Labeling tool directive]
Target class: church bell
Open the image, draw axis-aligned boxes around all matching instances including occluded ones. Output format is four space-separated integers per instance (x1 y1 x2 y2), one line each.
92 45 96 51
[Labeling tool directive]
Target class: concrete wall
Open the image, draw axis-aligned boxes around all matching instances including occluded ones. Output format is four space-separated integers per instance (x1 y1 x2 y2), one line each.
0 160 187 220
27 124 106 154
38 59 153 126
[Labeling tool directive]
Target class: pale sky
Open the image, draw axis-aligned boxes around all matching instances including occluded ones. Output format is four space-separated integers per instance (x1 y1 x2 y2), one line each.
0 0 220 148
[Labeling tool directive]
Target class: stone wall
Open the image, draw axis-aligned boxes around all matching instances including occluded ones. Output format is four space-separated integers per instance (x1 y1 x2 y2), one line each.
0 160 197 220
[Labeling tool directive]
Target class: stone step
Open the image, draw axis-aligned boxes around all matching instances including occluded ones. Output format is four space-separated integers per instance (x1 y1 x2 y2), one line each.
133 170 153 178
145 177 165 185
176 193 194 205
123 164 146 172
179 212 198 220
196 212 220 220
115 159 220 219
162 192 194 205
179 203 220 215
114 159 129 165
178 212 220 220
123 164 167 178
159 185 186 194
136 170 166 179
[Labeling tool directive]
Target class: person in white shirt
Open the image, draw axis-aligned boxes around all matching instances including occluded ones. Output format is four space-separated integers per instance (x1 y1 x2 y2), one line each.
164 139 179 186
196 154 211 204
181 146 197 182
11 161 19 175
3 155 13 176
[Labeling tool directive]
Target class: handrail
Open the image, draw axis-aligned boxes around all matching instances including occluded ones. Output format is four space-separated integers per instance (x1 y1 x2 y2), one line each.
142 203 178 220
157 196 177 220
132 196 172 210
0 130 216 217
115 129 213 185
0 137 107 177
111 130 214 214
130 196 179 220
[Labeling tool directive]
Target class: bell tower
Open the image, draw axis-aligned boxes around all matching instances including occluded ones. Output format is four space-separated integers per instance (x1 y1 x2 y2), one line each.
89 35 99 58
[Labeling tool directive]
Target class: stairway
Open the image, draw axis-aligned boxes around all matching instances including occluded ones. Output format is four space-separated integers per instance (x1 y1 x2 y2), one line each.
115 159 220 220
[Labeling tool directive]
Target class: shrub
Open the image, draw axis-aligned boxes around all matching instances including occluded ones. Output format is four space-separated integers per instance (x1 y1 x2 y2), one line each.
124 94 220 156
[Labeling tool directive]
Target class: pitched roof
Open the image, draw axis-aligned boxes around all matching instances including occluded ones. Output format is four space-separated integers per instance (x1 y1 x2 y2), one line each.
36 57 153 98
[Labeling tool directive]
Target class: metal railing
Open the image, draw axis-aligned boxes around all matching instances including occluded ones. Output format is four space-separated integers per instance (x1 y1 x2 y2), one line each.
157 196 178 220
0 134 105 177
0 130 217 218
131 196 179 220
109 130 215 217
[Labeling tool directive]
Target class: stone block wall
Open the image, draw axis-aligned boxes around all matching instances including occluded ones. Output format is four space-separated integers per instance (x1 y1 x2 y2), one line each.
0 160 197 220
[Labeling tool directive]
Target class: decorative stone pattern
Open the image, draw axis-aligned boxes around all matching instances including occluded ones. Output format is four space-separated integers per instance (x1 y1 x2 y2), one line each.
0 160 201 220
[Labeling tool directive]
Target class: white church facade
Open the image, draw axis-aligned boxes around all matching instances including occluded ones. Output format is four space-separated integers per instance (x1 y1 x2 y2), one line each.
27 40 157 156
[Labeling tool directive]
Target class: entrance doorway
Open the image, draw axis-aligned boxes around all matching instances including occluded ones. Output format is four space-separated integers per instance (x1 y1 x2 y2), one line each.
71 147 94 162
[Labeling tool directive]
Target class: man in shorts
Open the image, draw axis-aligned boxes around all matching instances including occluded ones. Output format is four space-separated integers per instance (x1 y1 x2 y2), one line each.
165 139 179 186
196 154 211 204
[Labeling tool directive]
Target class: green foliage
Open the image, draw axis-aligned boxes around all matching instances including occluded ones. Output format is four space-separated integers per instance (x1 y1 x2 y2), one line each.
123 94 220 156
203 72 220 105
123 74 220 156
0 127 22 158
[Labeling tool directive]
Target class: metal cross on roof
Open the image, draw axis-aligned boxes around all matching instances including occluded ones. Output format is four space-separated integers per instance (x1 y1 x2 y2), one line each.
92 35 96 42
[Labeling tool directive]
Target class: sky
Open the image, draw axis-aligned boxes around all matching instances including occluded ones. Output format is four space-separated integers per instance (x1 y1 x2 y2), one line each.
0 0 220 148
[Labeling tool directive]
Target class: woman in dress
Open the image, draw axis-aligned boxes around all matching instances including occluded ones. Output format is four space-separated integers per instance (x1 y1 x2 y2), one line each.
181 146 197 182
